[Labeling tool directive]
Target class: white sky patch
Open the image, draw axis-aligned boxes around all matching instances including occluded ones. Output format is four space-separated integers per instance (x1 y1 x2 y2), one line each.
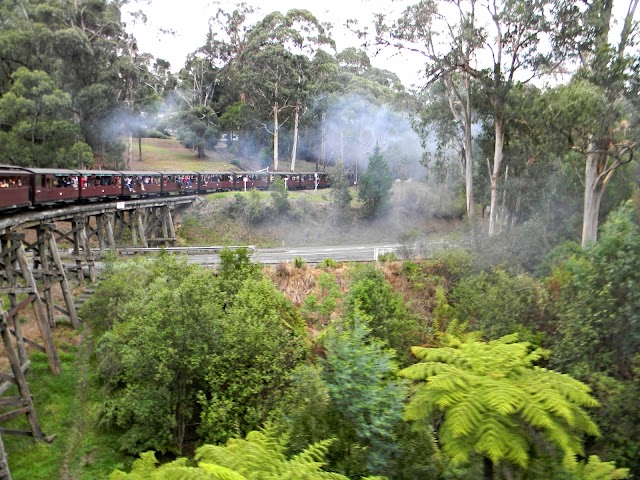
123 0 425 88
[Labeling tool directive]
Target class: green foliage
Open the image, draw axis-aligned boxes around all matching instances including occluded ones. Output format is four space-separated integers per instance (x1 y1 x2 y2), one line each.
245 189 268 223
217 247 262 308
451 267 549 344
358 144 394 217
400 335 600 474
94 256 223 455
377 252 398 262
293 256 306 268
198 278 308 444
329 163 353 216
177 106 221 158
0 67 92 167
343 264 423 356
111 427 355 479
320 258 338 269
4 349 128 480
570 455 630 480
549 203 640 378
84 253 305 455
270 177 290 213
321 323 407 478
302 272 341 325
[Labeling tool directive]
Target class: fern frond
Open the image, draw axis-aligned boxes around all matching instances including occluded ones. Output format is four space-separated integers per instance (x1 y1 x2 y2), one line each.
198 463 248 480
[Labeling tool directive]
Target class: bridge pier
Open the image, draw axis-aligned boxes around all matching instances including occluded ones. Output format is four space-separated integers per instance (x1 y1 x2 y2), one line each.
0 233 60 375
0 300 52 480
26 224 79 329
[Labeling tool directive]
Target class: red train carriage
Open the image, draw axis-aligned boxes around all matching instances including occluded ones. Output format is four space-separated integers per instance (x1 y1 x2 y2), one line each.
161 172 197 195
122 171 162 197
316 172 331 188
198 172 234 192
0 167 32 211
78 170 122 200
271 173 302 190
26 168 80 205
235 172 269 191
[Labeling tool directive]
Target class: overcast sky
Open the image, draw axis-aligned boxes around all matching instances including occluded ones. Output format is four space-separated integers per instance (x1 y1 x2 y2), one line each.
123 0 425 87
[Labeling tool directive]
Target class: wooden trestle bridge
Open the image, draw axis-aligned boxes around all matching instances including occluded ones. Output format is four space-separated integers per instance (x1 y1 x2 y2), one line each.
0 196 195 478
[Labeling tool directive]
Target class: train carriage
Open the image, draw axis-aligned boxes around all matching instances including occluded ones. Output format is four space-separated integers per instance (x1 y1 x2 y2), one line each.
0 166 32 211
161 172 197 195
271 173 302 190
25 168 80 205
78 170 122 200
235 172 270 191
198 172 234 192
122 171 162 197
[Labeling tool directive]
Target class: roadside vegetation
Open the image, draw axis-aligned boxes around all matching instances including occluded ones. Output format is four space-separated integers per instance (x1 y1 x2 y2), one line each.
4 201 639 479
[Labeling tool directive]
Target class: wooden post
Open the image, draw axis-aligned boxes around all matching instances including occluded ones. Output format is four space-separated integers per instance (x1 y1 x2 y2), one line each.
43 225 80 329
105 214 116 251
0 237 26 366
0 432 12 480
130 211 138 246
136 209 148 248
12 237 61 375
0 308 44 441
72 218 85 284
35 227 56 328
95 214 106 253
166 207 176 240
0 232 61 375
81 223 96 283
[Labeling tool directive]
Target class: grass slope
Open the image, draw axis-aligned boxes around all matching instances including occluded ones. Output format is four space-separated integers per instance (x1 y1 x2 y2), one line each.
4 328 128 480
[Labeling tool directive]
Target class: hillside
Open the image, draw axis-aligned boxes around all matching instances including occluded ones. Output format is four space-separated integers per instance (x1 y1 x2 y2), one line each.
129 137 466 248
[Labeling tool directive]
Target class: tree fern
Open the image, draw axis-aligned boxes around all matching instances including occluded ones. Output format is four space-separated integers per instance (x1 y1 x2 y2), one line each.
111 428 359 480
399 334 601 478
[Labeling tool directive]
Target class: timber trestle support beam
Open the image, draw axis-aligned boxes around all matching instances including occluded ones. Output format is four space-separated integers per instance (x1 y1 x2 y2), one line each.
0 232 60 376
0 301 55 480
24 224 80 329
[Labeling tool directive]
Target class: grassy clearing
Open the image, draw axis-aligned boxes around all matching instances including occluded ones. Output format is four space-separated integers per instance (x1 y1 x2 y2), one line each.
131 138 244 172
4 329 130 480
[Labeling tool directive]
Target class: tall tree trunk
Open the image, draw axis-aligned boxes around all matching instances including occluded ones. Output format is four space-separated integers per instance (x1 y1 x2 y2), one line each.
273 101 279 171
319 112 326 172
290 105 299 172
488 117 504 236
462 73 474 220
138 132 142 162
126 130 133 170
197 144 206 158
483 457 494 480
581 140 607 247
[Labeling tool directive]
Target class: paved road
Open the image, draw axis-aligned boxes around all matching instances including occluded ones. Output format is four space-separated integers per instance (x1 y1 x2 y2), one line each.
185 243 404 266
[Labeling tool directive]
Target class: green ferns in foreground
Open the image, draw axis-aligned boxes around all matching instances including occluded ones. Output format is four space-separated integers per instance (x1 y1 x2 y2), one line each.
110 428 383 480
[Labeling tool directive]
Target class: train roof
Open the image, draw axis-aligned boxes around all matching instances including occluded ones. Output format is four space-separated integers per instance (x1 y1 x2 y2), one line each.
0 165 33 174
196 171 234 175
76 169 121 176
120 171 163 176
158 171 198 175
19 167 81 175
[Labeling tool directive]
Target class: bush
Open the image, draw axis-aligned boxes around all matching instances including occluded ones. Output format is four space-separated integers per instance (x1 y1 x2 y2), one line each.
270 177 290 213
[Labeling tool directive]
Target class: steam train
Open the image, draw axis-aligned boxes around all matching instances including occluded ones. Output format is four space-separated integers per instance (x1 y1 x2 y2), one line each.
0 166 332 212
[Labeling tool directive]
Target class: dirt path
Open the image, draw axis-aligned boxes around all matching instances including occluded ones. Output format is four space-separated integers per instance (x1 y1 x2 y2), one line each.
58 328 91 480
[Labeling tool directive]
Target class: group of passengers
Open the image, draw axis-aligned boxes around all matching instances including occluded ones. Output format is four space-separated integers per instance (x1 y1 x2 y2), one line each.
0 177 24 188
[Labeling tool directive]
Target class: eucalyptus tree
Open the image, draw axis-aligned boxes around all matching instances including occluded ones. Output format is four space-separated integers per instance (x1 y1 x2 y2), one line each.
0 67 92 167
374 0 484 220
377 0 555 233
237 9 334 171
0 0 151 167
552 0 639 247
